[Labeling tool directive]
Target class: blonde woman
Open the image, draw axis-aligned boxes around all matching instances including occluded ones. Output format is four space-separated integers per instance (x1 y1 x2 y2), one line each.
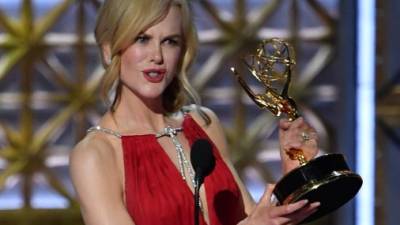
69 0 320 225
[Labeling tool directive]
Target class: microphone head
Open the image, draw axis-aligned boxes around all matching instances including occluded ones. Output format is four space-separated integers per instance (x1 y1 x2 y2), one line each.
190 139 216 179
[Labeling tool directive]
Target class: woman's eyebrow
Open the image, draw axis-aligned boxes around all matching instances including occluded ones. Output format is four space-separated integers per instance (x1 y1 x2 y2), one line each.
164 34 182 39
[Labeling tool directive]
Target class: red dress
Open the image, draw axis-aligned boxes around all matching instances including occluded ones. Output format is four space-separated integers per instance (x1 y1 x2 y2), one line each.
122 114 246 225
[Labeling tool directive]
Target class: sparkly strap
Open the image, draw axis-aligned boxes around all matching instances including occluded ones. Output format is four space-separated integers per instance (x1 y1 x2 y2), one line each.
155 126 197 189
155 126 183 138
181 105 196 114
87 126 122 138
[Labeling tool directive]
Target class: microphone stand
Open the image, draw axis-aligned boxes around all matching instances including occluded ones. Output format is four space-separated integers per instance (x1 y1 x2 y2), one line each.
190 139 215 225
194 174 202 225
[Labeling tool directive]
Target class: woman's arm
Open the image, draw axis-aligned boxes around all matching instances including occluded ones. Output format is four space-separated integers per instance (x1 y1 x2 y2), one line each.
69 136 135 225
238 184 319 225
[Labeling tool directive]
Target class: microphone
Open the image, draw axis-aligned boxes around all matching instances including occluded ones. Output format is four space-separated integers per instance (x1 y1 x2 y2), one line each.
191 139 215 185
190 139 215 225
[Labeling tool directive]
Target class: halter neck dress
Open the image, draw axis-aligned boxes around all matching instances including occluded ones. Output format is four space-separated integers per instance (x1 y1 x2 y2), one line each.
91 113 246 225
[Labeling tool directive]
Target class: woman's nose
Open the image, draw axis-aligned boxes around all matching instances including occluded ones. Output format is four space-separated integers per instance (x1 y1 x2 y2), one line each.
150 43 163 64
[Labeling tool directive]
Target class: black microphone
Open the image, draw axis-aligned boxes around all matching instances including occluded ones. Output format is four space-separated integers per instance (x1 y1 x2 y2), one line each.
190 139 215 225
191 139 215 185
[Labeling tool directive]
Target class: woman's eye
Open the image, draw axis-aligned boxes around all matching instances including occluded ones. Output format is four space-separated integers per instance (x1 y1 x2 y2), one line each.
135 35 149 44
164 38 180 46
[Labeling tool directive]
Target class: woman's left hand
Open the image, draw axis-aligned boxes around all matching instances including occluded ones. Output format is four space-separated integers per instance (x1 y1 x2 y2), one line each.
279 117 319 174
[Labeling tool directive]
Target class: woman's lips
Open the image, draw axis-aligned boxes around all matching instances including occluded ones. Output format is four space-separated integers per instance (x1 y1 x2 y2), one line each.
142 68 166 83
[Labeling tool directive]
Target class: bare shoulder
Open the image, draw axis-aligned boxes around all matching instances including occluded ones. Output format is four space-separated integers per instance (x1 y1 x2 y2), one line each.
69 133 134 224
184 104 228 157
70 133 117 170
184 104 221 129
69 132 122 197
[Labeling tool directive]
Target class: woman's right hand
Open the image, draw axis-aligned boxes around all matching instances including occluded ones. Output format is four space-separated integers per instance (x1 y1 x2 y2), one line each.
240 185 320 225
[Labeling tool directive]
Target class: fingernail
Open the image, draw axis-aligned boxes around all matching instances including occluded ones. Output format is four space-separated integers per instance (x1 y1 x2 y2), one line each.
300 199 309 204
311 202 321 207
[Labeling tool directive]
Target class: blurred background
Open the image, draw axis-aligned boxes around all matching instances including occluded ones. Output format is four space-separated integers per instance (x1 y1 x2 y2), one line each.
0 0 398 225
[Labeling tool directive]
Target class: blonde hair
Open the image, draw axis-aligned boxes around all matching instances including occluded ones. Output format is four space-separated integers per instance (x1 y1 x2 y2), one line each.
95 0 209 124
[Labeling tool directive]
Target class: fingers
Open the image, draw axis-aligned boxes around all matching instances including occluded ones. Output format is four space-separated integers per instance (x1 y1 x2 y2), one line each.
279 117 318 154
279 117 307 131
259 184 275 207
277 201 321 224
279 118 292 130
269 199 310 217
269 200 320 225
248 186 321 225
279 117 315 134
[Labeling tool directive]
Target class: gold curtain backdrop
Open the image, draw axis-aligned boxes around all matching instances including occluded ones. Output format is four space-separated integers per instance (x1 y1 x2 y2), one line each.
0 0 398 225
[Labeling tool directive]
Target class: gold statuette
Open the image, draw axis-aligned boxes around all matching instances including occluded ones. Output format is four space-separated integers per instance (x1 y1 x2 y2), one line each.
231 38 306 165
231 38 298 120
231 38 362 223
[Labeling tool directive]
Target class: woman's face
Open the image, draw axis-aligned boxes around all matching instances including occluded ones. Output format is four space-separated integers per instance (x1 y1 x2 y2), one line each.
119 6 183 101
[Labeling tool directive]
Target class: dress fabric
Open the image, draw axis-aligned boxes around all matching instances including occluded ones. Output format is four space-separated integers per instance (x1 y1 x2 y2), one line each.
122 114 246 225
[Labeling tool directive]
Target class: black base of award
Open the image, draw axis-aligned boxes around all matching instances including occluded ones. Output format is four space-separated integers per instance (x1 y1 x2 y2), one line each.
273 154 363 224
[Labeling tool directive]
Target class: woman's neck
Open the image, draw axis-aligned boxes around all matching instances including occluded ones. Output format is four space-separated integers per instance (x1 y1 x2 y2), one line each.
104 89 176 135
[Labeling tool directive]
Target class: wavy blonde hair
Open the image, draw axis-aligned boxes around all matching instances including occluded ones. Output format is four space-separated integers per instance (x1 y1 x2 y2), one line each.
95 0 210 124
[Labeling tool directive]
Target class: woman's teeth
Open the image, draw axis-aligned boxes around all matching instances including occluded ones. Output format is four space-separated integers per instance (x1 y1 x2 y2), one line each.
148 72 160 77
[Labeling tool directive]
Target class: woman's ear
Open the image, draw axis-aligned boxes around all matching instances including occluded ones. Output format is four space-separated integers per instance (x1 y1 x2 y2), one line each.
101 43 112 65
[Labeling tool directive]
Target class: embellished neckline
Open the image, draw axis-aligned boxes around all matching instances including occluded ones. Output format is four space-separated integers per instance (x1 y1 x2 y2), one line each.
154 125 196 189
87 125 122 138
155 126 183 138
87 113 191 138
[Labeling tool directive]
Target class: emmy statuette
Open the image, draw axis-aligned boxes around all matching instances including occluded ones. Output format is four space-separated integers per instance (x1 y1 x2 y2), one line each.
230 38 362 223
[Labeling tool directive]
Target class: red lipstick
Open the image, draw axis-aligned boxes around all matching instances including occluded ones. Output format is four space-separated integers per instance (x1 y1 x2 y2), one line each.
142 68 166 83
